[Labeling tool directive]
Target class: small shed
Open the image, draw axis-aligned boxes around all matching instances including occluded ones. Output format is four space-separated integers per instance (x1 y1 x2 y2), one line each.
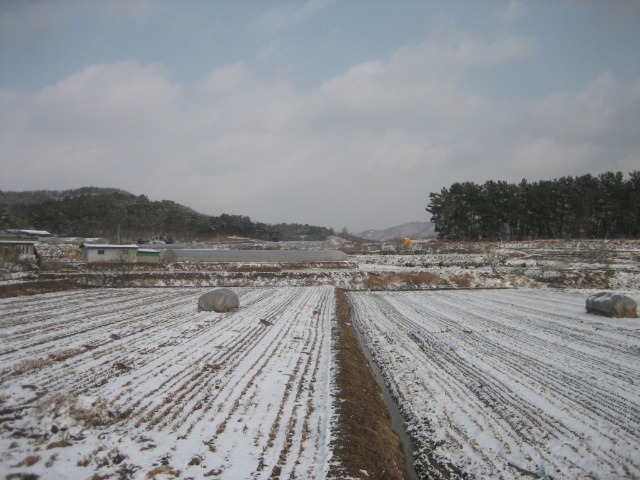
81 244 139 263
0 239 38 261
137 248 161 264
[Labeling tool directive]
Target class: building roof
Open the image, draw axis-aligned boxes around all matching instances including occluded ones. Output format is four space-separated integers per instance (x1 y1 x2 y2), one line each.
81 244 140 249
6 229 52 237
0 239 38 245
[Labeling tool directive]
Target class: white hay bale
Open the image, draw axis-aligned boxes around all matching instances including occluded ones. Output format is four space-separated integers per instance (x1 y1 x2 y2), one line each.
586 292 637 318
198 288 240 312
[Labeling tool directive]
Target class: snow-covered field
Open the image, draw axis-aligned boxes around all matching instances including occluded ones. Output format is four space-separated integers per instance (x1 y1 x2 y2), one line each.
348 289 640 479
0 287 334 480
1 239 639 479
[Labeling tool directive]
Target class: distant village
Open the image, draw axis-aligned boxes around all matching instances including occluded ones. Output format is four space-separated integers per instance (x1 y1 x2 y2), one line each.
0 229 161 265
0 228 348 268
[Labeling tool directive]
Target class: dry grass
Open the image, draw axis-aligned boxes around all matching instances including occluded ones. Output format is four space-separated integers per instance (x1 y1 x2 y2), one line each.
12 358 50 376
5 473 41 480
0 280 91 299
450 274 471 288
46 439 72 449
363 271 445 289
38 393 124 427
12 456 41 467
145 465 180 478
328 288 410 479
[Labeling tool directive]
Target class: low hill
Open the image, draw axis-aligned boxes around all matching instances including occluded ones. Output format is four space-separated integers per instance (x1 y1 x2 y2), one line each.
0 187 334 243
355 221 435 242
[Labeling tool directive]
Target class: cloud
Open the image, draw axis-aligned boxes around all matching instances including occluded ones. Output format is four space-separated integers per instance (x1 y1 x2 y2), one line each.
497 0 527 26
32 61 181 139
253 0 331 37
531 72 640 145
442 71 640 185
0 1 77 38
305 30 535 133
1 22 637 231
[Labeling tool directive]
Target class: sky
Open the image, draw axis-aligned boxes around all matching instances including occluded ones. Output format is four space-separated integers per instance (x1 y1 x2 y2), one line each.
1 1 639 233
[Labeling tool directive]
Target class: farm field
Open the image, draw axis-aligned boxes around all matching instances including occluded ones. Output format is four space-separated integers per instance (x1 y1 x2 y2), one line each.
348 289 640 479
0 287 335 480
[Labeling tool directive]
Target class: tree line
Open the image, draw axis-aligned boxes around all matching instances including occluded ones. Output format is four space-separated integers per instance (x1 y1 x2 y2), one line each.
426 171 640 240
0 188 334 243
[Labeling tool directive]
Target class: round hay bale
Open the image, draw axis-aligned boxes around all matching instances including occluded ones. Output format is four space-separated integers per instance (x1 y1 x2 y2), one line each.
586 292 637 318
198 288 240 312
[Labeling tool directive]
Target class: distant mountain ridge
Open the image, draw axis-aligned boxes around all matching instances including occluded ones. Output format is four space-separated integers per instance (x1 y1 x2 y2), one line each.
355 221 435 242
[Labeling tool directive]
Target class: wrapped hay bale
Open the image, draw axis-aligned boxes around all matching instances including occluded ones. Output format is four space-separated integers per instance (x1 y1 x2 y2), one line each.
198 288 240 312
586 292 637 318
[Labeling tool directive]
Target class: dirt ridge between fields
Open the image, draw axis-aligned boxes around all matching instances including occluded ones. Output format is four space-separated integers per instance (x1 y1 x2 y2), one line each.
328 288 411 479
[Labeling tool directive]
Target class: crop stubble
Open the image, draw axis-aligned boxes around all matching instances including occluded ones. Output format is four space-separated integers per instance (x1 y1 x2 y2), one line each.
0 287 335 479
348 289 640 479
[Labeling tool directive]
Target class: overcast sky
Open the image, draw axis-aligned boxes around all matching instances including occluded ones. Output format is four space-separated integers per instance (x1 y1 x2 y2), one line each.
1 1 639 232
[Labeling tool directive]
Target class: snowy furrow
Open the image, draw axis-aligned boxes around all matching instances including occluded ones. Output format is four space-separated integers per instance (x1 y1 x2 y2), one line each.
0 289 192 357
0 286 335 480
349 289 640 480
356 295 578 477
396 294 640 434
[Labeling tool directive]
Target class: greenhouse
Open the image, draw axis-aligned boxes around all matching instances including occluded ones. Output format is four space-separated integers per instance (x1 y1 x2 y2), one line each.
162 249 348 263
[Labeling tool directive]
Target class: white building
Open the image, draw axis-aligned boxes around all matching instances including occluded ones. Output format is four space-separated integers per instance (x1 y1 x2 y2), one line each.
81 244 139 263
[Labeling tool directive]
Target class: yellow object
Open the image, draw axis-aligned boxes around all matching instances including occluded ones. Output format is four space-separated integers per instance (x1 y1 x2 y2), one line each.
403 238 411 244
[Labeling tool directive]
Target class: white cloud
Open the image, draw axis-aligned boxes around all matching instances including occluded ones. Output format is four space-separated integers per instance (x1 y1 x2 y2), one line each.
304 32 535 132
531 72 640 144
253 0 331 37
0 1 77 38
1 22 637 231
28 61 182 141
497 0 526 26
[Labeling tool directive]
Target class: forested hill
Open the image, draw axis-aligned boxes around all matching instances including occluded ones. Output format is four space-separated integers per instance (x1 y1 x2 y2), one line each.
0 187 128 205
0 188 333 242
426 171 640 240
